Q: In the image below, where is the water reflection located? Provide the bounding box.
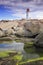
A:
[0,41,24,52]
[0,41,43,61]
[23,45,43,61]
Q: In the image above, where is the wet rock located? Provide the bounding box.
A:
[21,60,43,65]
[34,33,43,48]
[1,60,16,65]
[9,52,17,57]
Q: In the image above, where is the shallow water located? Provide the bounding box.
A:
[0,41,43,61]
[0,41,24,52]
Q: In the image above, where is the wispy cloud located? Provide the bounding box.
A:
[0,0,43,19]
[0,0,43,11]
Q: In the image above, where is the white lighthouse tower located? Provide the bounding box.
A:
[26,8,29,20]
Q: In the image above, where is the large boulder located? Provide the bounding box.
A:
[15,21,40,37]
[5,29,15,35]
[0,30,6,37]
[15,22,40,37]
[24,22,40,36]
[34,33,43,47]
[15,26,25,36]
[15,26,35,37]
[39,21,43,33]
[0,30,5,37]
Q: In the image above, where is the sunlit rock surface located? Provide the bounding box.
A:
[0,31,5,37]
[24,21,40,35]
[0,19,43,37]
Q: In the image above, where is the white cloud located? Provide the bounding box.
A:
[0,0,43,19]
[29,11,43,19]
[36,11,43,19]
[12,13,26,19]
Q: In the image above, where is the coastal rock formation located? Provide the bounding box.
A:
[5,29,15,35]
[15,26,25,36]
[0,19,43,38]
[24,22,40,36]
[0,28,15,37]
[0,31,4,37]
[34,33,43,47]
[39,21,43,32]
[15,21,40,37]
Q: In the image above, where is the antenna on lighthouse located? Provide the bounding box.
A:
[26,8,29,20]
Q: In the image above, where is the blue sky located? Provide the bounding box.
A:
[0,0,43,20]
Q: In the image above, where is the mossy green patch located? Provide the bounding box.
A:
[24,42,34,53]
[0,51,16,57]
[15,39,21,42]
[12,53,23,65]
[0,52,9,57]
[13,55,23,61]
[25,41,33,44]
[12,52,23,61]
[24,47,35,53]
[19,57,43,65]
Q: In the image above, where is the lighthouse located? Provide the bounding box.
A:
[26,8,29,20]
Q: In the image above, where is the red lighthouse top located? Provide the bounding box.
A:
[27,8,29,12]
